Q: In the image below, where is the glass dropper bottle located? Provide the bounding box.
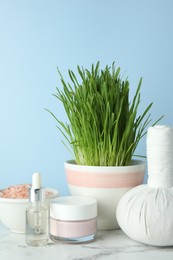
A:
[25,172,49,246]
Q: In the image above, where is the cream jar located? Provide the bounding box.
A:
[49,196,97,243]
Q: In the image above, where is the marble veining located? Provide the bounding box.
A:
[0,222,173,260]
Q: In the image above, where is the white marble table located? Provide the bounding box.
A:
[0,222,173,260]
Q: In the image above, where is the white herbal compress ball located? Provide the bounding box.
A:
[116,125,173,246]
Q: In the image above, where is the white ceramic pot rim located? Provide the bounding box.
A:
[65,159,145,174]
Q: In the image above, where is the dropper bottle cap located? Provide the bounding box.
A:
[29,172,45,203]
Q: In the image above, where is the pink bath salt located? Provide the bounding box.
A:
[0,184,54,199]
[0,184,31,199]
[45,190,54,197]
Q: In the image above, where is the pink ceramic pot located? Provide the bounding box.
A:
[65,160,145,230]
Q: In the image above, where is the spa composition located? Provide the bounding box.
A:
[48,62,163,230]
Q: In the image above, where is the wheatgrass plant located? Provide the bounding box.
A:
[48,62,162,166]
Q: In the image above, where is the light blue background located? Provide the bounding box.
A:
[0,0,172,195]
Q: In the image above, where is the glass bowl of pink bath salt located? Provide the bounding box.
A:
[0,184,59,233]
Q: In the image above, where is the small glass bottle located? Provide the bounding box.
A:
[25,172,49,246]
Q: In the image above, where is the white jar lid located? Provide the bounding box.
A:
[50,196,97,221]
